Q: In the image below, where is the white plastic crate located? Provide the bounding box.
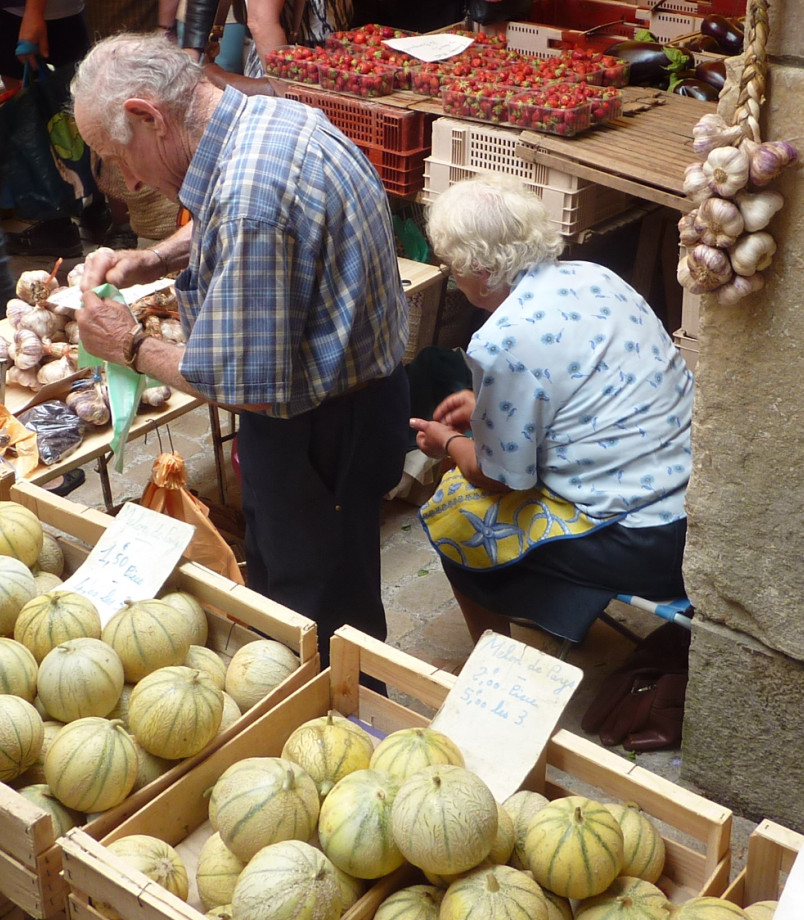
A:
[505,21,565,59]
[430,118,585,191]
[423,157,606,237]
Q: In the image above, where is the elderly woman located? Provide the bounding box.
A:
[410,173,694,646]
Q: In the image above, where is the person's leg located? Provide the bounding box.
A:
[452,587,512,643]
[238,367,410,667]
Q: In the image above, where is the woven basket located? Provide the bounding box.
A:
[97,158,180,242]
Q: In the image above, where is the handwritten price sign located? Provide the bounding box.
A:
[430,630,583,801]
[62,502,195,625]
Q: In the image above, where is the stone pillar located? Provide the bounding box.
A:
[681,0,804,830]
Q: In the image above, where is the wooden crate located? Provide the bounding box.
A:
[0,480,319,920]
[59,625,733,920]
[722,819,804,908]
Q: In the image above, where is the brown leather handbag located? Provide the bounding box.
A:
[580,621,691,752]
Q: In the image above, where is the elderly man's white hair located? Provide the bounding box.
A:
[426,172,565,292]
[71,32,206,145]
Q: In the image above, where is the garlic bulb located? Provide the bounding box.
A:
[13,329,45,370]
[6,366,42,390]
[140,385,171,408]
[735,189,784,231]
[0,337,8,361]
[683,162,712,203]
[678,211,702,248]
[729,231,777,276]
[681,245,733,293]
[744,139,798,187]
[692,113,745,157]
[64,321,81,345]
[66,381,110,426]
[716,271,765,306]
[703,146,750,198]
[19,304,60,341]
[66,263,85,287]
[159,319,186,345]
[16,270,58,305]
[5,298,34,330]
[36,355,76,386]
[692,197,744,248]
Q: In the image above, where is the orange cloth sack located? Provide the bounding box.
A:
[140,452,244,584]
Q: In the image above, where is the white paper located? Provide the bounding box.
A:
[61,502,195,625]
[429,630,583,802]
[48,278,173,313]
[775,845,804,919]
[383,34,475,63]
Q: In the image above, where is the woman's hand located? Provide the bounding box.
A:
[409,418,458,459]
[433,389,476,430]
[18,1,48,69]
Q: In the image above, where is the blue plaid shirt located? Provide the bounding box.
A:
[174,89,408,416]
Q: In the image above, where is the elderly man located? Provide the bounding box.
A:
[73,32,410,667]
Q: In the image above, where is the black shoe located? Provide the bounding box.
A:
[5,217,83,258]
[102,222,138,250]
[80,197,113,243]
[44,467,86,497]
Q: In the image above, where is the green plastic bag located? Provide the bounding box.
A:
[393,215,430,263]
[78,283,158,473]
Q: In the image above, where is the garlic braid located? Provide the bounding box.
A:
[732,0,770,143]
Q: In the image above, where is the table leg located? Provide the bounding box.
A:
[209,404,228,507]
[94,452,115,514]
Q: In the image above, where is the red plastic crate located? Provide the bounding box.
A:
[358,143,429,198]
[283,84,432,152]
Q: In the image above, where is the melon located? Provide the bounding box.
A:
[44,716,138,812]
[15,590,102,662]
[375,885,444,920]
[369,727,465,780]
[107,683,135,727]
[207,908,233,920]
[604,803,666,884]
[12,719,64,786]
[0,635,38,701]
[160,590,209,646]
[37,637,125,722]
[131,737,174,792]
[0,501,44,568]
[102,598,194,682]
[391,764,498,875]
[0,694,44,781]
[218,692,242,735]
[542,889,574,920]
[670,898,751,919]
[225,640,300,712]
[489,802,515,865]
[97,834,188,919]
[318,767,405,879]
[17,783,81,836]
[440,865,549,920]
[0,556,38,636]
[231,839,343,920]
[743,901,778,920]
[503,789,550,870]
[196,831,246,911]
[186,644,228,689]
[214,756,320,862]
[127,665,224,759]
[574,876,670,920]
[34,532,65,577]
[333,866,366,912]
[524,796,624,900]
[34,572,63,593]
[281,711,375,796]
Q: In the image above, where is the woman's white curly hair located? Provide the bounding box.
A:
[426,172,564,292]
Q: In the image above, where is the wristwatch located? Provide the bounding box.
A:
[124,324,148,368]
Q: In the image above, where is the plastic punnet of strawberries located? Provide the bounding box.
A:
[506,82,592,136]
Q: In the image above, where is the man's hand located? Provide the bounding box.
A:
[77,291,140,367]
[80,247,165,292]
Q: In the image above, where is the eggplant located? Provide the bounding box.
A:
[604,40,674,87]
[700,14,745,54]
[672,78,720,101]
[695,59,727,92]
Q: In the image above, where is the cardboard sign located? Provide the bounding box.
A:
[61,502,195,625]
[775,845,804,919]
[430,630,583,802]
[383,34,474,63]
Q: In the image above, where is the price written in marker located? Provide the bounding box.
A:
[430,630,583,802]
[61,502,195,625]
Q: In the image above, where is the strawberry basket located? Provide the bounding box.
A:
[506,82,593,136]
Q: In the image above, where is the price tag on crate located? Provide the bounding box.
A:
[61,502,195,624]
[429,630,582,801]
